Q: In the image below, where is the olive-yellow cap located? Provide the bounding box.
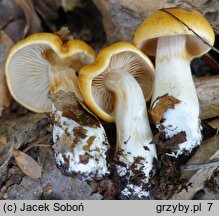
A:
[133,8,215,57]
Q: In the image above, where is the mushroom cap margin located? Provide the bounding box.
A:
[133,7,215,57]
[78,42,155,123]
[5,33,96,113]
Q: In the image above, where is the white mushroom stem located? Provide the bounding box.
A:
[152,35,202,156]
[105,70,157,198]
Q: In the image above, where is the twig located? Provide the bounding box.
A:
[160,8,219,54]
[35,144,51,147]
[180,159,219,171]
[23,133,52,153]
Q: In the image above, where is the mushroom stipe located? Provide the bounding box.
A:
[78,42,157,198]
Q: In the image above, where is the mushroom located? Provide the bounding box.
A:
[5,33,95,112]
[133,8,215,156]
[78,42,157,198]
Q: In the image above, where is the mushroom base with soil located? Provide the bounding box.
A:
[50,92,110,180]
[105,70,157,198]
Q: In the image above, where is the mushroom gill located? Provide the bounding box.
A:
[91,51,154,114]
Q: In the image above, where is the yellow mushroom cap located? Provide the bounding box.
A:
[78,42,154,123]
[133,8,215,57]
[5,33,95,113]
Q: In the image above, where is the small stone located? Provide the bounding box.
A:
[3,193,8,199]
[1,185,7,193]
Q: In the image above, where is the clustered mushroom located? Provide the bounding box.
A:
[4,32,110,180]
[134,8,215,157]
[5,33,95,112]
[78,42,157,197]
[4,7,215,198]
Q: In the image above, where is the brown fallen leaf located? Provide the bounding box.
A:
[181,135,219,180]
[208,118,219,130]
[149,94,181,124]
[15,0,42,35]
[4,19,26,43]
[12,148,41,179]
[150,153,186,200]
[0,0,22,30]
[0,136,7,153]
[156,131,187,154]
[34,0,61,32]
[49,91,100,128]
[93,0,176,43]
[0,31,13,116]
[203,54,219,73]
[170,135,219,200]
[0,113,47,176]
[2,0,42,42]
[0,136,7,143]
[195,75,219,120]
[61,0,82,12]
